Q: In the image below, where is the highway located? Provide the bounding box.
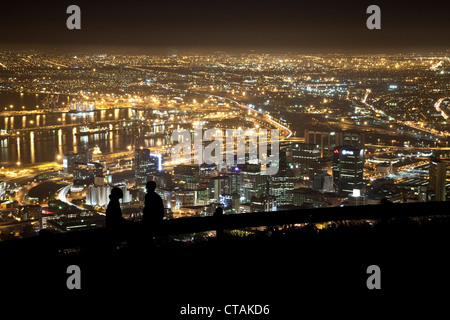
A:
[205,93,293,140]
[361,89,447,139]
[57,184,87,211]
[365,144,450,151]
[15,181,41,206]
[15,176,69,206]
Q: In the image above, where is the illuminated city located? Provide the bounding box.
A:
[1,50,450,240]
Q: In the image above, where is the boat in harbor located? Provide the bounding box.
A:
[68,100,95,113]
[75,126,108,136]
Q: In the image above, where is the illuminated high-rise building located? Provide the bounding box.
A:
[237,164,268,203]
[428,157,450,201]
[134,148,163,186]
[332,146,365,195]
[211,175,231,202]
[73,162,104,187]
[63,150,92,173]
[287,143,321,179]
[313,173,334,193]
[269,149,296,206]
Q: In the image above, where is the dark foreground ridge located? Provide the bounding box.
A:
[2,202,450,316]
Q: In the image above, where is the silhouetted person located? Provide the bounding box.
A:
[214,206,224,240]
[142,181,164,228]
[106,187,125,229]
[139,181,164,248]
[106,187,131,248]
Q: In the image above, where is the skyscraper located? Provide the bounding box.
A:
[73,162,104,187]
[287,143,321,179]
[63,150,93,173]
[332,146,365,195]
[134,148,162,186]
[237,164,268,203]
[211,175,231,202]
[313,173,334,193]
[428,158,449,201]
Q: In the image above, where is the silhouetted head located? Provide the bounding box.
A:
[109,187,123,200]
[146,181,157,192]
[214,207,223,216]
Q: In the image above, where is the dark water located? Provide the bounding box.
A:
[0,92,74,111]
[0,92,169,167]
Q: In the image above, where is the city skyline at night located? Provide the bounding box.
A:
[1,49,450,236]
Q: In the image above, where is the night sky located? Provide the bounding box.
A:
[0,0,449,52]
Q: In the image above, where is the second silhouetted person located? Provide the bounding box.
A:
[142,181,164,228]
